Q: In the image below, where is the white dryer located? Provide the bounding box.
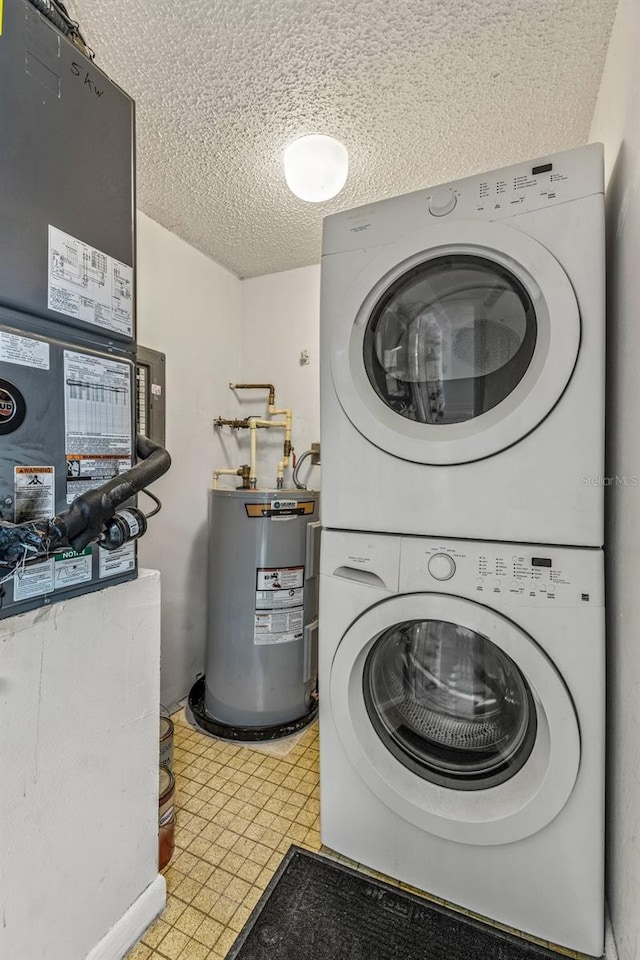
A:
[319,529,605,955]
[320,143,605,546]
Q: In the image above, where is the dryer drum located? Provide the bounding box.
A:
[453,319,522,374]
[363,254,537,426]
[363,619,537,790]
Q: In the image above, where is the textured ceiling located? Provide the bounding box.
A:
[67,0,617,279]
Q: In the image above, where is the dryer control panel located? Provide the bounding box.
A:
[399,536,604,608]
[323,142,604,255]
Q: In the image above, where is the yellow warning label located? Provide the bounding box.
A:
[15,465,54,474]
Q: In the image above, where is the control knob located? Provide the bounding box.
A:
[428,187,457,217]
[428,553,456,581]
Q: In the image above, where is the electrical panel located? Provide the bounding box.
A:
[136,345,166,447]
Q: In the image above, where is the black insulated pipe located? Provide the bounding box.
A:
[55,435,171,552]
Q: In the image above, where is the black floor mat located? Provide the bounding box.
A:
[227,846,572,960]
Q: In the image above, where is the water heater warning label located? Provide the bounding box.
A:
[254,566,304,644]
[48,226,133,337]
[256,588,303,610]
[254,609,304,645]
[256,567,304,591]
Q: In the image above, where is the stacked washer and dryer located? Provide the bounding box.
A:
[318,144,606,956]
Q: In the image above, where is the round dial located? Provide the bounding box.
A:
[427,553,456,581]
[428,187,457,217]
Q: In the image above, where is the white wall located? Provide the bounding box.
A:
[136,213,241,707]
[589,4,640,959]
[239,265,321,490]
[0,572,164,960]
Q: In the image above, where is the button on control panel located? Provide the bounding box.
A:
[427,553,456,581]
[475,552,572,599]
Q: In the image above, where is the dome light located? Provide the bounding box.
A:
[283,135,349,203]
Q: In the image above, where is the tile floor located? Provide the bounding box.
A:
[127,711,322,960]
[127,709,584,960]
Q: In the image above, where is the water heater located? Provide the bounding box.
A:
[189,489,320,738]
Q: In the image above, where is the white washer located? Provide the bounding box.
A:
[320,143,605,546]
[319,528,605,955]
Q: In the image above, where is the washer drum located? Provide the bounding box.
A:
[205,488,320,727]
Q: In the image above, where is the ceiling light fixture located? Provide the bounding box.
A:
[283,134,349,203]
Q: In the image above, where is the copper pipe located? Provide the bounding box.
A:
[213,417,270,429]
[229,382,276,406]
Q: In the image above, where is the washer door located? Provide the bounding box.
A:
[330,593,580,845]
[330,221,580,464]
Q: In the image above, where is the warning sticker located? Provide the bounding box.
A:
[13,559,54,601]
[48,226,133,337]
[256,588,303,610]
[54,547,92,590]
[66,455,131,505]
[256,587,304,610]
[0,331,50,370]
[256,567,304,591]
[14,466,55,523]
[99,542,135,579]
[64,350,132,503]
[254,608,304,646]
[254,566,304,644]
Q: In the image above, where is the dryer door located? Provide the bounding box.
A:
[330,221,580,464]
[330,593,580,845]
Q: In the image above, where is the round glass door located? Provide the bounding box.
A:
[363,618,537,790]
[363,255,537,426]
[330,592,581,844]
[330,220,581,464]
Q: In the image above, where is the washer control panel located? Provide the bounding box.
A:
[400,536,604,608]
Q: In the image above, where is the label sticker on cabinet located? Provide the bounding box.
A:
[48,226,133,337]
[64,350,132,503]
[0,331,50,370]
[13,559,54,601]
[99,542,135,579]
[65,455,131,505]
[54,547,92,589]
[14,466,55,523]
